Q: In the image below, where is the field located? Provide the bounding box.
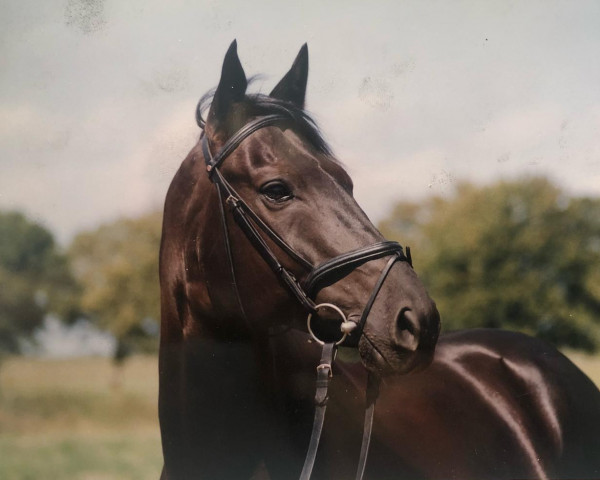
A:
[0,356,162,480]
[1,352,599,479]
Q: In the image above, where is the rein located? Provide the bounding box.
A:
[201,113,411,479]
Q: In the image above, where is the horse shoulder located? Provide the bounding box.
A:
[366,329,600,479]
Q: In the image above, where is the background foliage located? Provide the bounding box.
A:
[68,211,162,356]
[2,178,599,356]
[380,177,600,351]
[0,212,79,354]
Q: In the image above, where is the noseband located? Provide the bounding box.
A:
[201,113,411,479]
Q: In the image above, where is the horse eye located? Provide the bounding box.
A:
[260,181,294,203]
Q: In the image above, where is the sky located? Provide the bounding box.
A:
[2,0,600,246]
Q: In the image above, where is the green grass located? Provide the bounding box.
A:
[0,351,598,479]
[0,433,162,480]
[0,355,162,480]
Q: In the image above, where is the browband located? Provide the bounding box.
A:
[203,114,289,174]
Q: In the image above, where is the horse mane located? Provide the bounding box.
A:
[195,86,332,157]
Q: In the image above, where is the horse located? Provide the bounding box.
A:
[159,41,600,479]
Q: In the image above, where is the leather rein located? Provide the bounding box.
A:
[200,113,411,480]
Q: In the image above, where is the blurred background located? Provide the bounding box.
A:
[1,0,600,478]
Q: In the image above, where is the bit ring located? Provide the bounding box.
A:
[307,303,353,346]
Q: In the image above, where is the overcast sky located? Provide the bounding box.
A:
[2,0,599,245]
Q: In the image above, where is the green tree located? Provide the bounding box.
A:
[0,211,79,354]
[68,212,162,357]
[380,178,600,351]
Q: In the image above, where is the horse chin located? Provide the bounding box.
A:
[358,336,435,377]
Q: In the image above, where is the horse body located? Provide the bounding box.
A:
[159,42,600,479]
[362,329,600,479]
[260,328,600,480]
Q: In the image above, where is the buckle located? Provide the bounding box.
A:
[226,195,239,208]
[316,363,333,378]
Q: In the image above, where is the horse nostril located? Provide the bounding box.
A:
[394,308,420,352]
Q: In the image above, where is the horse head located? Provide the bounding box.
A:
[161,41,440,376]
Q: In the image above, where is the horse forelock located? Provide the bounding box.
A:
[196,85,333,159]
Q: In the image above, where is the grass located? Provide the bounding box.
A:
[0,351,599,479]
[0,434,162,480]
[0,355,162,480]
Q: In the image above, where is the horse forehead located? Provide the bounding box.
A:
[242,126,315,163]
[243,127,353,187]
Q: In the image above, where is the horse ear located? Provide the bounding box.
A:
[209,40,248,124]
[270,44,308,108]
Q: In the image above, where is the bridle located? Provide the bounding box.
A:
[201,113,412,480]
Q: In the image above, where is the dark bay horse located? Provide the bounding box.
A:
[159,42,600,479]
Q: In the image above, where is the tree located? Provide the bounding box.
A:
[68,212,162,357]
[379,178,600,351]
[0,211,79,354]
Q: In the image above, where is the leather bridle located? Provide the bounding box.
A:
[201,113,411,480]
